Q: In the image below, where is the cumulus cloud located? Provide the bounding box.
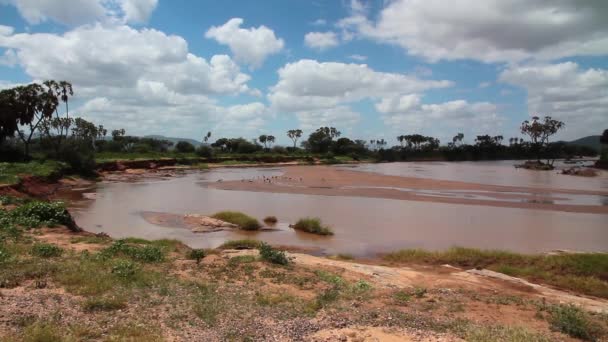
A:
[205,18,284,69]
[339,0,608,63]
[378,95,505,141]
[295,106,361,130]
[0,24,267,138]
[269,59,452,112]
[0,25,15,36]
[3,0,158,25]
[500,62,608,140]
[304,31,339,50]
[348,54,367,61]
[268,59,452,130]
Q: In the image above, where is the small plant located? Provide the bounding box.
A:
[212,211,261,231]
[548,304,604,341]
[413,286,427,298]
[0,245,10,263]
[111,259,138,279]
[263,216,278,225]
[83,295,127,312]
[292,217,334,235]
[31,243,63,258]
[218,239,261,250]
[101,240,165,263]
[188,249,206,264]
[393,290,411,304]
[258,242,289,265]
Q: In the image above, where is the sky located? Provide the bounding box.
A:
[0,0,607,145]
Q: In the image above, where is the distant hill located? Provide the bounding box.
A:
[566,135,601,151]
[144,135,201,147]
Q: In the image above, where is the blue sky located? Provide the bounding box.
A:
[1,0,607,145]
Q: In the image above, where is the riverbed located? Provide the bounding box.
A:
[64,161,608,256]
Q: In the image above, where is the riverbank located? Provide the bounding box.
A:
[1,216,607,341]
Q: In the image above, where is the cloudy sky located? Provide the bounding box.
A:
[1,0,607,144]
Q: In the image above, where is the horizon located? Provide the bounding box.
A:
[1,0,607,145]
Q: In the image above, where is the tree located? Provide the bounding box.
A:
[287,129,303,148]
[306,127,341,153]
[520,116,565,162]
[112,129,126,140]
[600,129,608,145]
[452,133,464,146]
[203,131,212,144]
[0,82,66,156]
[258,134,268,148]
[267,135,275,148]
[175,141,195,153]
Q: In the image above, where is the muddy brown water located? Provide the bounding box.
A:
[63,162,608,257]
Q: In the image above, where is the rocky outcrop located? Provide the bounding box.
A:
[184,214,238,232]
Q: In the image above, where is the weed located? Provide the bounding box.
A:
[548,304,604,341]
[218,239,261,250]
[258,243,289,265]
[31,243,63,258]
[188,249,206,264]
[292,217,334,235]
[212,211,261,230]
[393,290,411,304]
[83,295,127,312]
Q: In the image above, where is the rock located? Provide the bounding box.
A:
[184,214,238,233]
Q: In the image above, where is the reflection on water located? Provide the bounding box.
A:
[342,160,608,191]
[65,163,608,257]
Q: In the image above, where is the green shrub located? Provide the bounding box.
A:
[188,249,206,264]
[218,239,261,250]
[195,145,214,158]
[548,304,604,341]
[22,321,63,342]
[9,201,73,229]
[111,259,138,279]
[101,240,165,263]
[211,211,261,230]
[175,141,196,153]
[31,243,63,258]
[0,245,10,263]
[258,242,289,265]
[292,217,334,235]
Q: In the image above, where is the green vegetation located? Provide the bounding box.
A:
[258,242,289,265]
[82,295,127,312]
[187,249,206,264]
[546,304,605,341]
[218,239,261,250]
[211,211,261,230]
[0,160,65,185]
[292,217,334,235]
[263,215,278,224]
[30,243,63,258]
[101,239,165,263]
[383,247,608,298]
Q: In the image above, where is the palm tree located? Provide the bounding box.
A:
[287,129,303,148]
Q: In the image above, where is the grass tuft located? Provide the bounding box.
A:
[31,243,63,258]
[211,211,261,231]
[292,217,334,236]
[548,304,605,341]
[258,242,289,265]
[263,216,278,225]
[218,239,261,250]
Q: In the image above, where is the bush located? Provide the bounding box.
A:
[31,243,63,258]
[258,242,289,265]
[101,240,165,263]
[195,145,214,158]
[175,141,195,153]
[218,239,261,250]
[188,249,206,264]
[211,211,261,230]
[111,259,138,278]
[10,201,72,227]
[263,216,278,225]
[549,304,604,341]
[49,142,96,175]
[292,217,334,235]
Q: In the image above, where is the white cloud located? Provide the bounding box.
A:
[0,25,15,36]
[3,0,158,25]
[269,59,452,112]
[478,82,491,88]
[119,0,158,24]
[339,0,608,63]
[304,31,339,50]
[295,106,361,130]
[348,54,367,61]
[378,96,505,142]
[0,24,266,139]
[311,19,326,26]
[0,49,17,66]
[205,18,284,69]
[500,62,608,140]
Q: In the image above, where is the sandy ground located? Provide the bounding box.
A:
[208,165,608,214]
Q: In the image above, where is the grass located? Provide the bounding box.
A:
[258,242,289,265]
[211,211,261,230]
[0,160,65,185]
[291,217,334,235]
[547,304,605,341]
[383,247,608,298]
[100,239,167,262]
[83,295,127,312]
[31,243,63,258]
[218,239,261,250]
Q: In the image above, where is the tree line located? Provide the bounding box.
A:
[0,80,601,172]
